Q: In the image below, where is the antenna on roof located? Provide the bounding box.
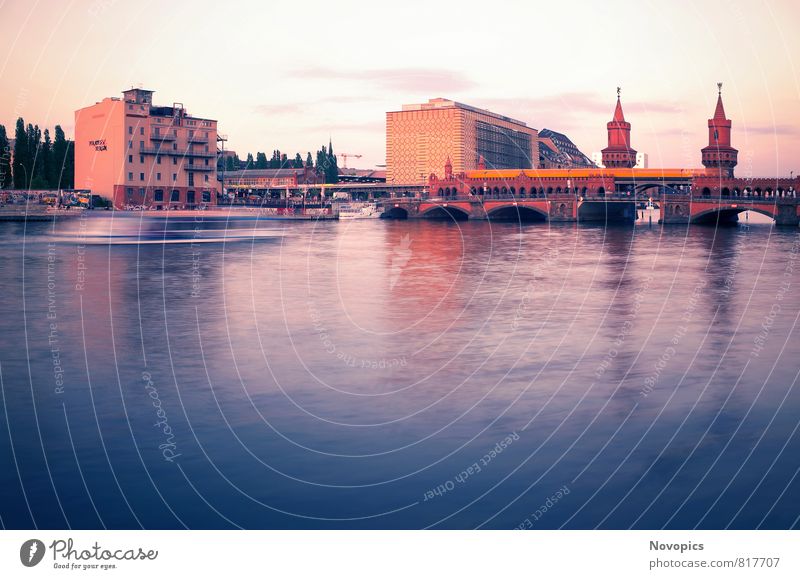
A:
[717,82,722,95]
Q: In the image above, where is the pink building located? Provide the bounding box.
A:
[74,88,218,209]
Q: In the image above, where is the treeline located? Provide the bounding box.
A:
[0,118,74,190]
[221,140,339,183]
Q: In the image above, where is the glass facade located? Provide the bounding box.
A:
[475,121,533,169]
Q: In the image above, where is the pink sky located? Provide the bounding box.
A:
[1,0,798,175]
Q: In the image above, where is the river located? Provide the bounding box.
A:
[0,212,798,529]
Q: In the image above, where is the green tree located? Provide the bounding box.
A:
[12,118,28,189]
[245,152,254,167]
[64,138,74,189]
[40,128,52,188]
[293,153,303,168]
[255,151,268,169]
[52,125,70,189]
[326,138,339,184]
[305,152,313,168]
[0,124,11,189]
[269,150,281,168]
[225,155,235,171]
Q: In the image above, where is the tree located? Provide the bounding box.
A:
[52,125,70,189]
[12,118,28,189]
[0,124,11,189]
[245,152,254,168]
[255,152,268,169]
[269,149,281,168]
[305,152,313,168]
[315,140,339,184]
[40,129,52,188]
[64,138,74,189]
[293,153,303,168]
[225,155,235,172]
[326,138,339,184]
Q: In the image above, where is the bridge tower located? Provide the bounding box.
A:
[601,87,637,169]
[701,83,738,177]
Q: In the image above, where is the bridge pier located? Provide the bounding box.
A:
[775,203,800,226]
[659,197,691,224]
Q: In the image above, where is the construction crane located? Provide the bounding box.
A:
[339,153,362,169]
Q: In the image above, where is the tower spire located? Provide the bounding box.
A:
[601,87,636,169]
[702,82,737,177]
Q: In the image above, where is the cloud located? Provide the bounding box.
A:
[253,103,303,115]
[287,66,477,93]
[475,93,684,122]
[741,124,799,136]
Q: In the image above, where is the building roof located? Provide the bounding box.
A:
[613,96,626,122]
[391,98,532,129]
[713,93,727,121]
[538,129,596,168]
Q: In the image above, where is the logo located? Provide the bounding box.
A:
[20,539,46,567]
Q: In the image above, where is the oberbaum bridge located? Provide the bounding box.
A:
[382,85,799,225]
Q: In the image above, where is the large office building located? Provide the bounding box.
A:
[75,88,218,209]
[386,98,538,184]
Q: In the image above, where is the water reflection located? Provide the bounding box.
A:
[0,216,798,529]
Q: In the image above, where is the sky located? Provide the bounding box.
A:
[1,0,798,175]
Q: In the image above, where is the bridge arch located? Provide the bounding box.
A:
[382,206,409,219]
[420,205,470,221]
[486,204,548,222]
[633,183,681,196]
[691,205,776,225]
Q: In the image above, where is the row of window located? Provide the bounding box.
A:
[127,154,211,166]
[125,188,212,203]
[127,140,211,153]
[127,172,210,183]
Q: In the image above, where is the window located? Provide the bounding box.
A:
[139,188,144,196]
[128,172,133,180]
[128,155,133,163]
[127,187,134,196]
[202,191,211,203]
[156,173,161,181]
[140,141,144,149]
[170,190,180,202]
[204,159,209,166]
[157,156,161,164]
[173,157,177,165]
[187,191,195,204]
[154,189,164,202]
[172,143,177,150]
[204,175,209,182]
[140,173,145,181]
[129,141,133,149]
[172,173,177,181]
[128,126,133,135]
[140,155,144,163]
[140,127,144,135]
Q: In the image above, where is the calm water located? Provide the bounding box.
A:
[0,213,798,529]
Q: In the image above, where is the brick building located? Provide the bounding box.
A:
[74,88,218,209]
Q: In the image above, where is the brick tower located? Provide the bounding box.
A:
[601,87,637,169]
[701,83,738,177]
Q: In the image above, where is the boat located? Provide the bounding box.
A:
[337,202,381,219]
